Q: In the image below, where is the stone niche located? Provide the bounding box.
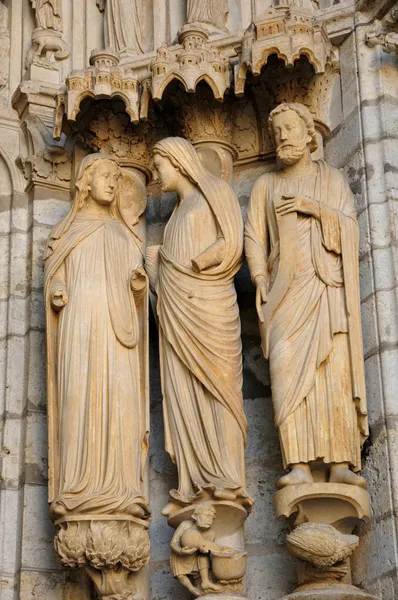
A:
[7,2,392,600]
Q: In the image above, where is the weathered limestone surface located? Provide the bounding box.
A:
[0,1,397,600]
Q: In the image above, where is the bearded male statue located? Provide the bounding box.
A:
[245,103,369,490]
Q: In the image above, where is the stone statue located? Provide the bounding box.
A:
[44,153,150,521]
[147,137,252,514]
[170,504,231,597]
[31,0,62,31]
[27,0,69,68]
[187,0,229,30]
[96,0,144,54]
[245,102,369,490]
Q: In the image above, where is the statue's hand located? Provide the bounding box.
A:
[131,267,147,297]
[199,545,210,554]
[275,195,320,219]
[255,275,268,323]
[181,547,197,556]
[51,286,68,310]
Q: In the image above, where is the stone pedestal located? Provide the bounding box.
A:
[275,484,376,600]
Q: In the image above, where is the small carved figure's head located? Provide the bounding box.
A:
[192,504,216,531]
[75,154,121,213]
[268,102,318,166]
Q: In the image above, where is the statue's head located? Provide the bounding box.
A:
[153,152,182,193]
[153,138,199,194]
[191,504,216,530]
[75,153,121,213]
[268,103,318,166]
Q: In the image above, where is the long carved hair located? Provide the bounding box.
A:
[44,153,121,261]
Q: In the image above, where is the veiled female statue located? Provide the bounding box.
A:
[187,0,228,30]
[44,153,150,520]
[147,137,252,514]
[96,0,144,54]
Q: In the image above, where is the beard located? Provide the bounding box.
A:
[276,141,307,165]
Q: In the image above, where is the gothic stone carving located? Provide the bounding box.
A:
[96,0,145,55]
[54,49,139,140]
[149,23,231,107]
[187,0,229,32]
[366,3,398,55]
[27,0,69,70]
[18,147,71,189]
[147,137,252,597]
[44,154,150,599]
[77,101,153,178]
[170,504,246,598]
[245,103,372,597]
[236,4,337,97]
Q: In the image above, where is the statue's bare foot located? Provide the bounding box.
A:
[277,465,313,489]
[329,466,367,489]
[190,587,202,598]
[202,581,221,593]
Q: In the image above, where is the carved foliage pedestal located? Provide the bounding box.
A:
[54,518,150,600]
[275,484,377,600]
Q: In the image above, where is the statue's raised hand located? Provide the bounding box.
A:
[275,194,320,219]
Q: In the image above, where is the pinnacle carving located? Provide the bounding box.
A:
[236,4,337,96]
[148,23,231,110]
[53,48,139,140]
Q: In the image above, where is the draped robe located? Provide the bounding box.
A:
[157,188,247,503]
[245,160,368,470]
[44,212,149,516]
[97,0,144,54]
[187,0,228,30]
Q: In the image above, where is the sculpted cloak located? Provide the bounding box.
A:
[33,0,62,31]
[44,154,149,517]
[245,160,368,470]
[187,0,228,30]
[97,0,144,54]
[153,138,249,505]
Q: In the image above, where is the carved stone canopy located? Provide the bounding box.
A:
[54,48,140,140]
[236,4,338,96]
[149,22,231,108]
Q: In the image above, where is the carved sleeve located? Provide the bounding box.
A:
[245,176,269,284]
[319,174,358,256]
[49,262,66,296]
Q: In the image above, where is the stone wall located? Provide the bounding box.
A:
[0,1,397,600]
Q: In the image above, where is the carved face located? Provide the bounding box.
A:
[153,154,181,193]
[89,160,120,205]
[272,110,311,166]
[195,508,215,530]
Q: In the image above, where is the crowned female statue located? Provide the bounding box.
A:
[147,137,252,514]
[44,153,150,520]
